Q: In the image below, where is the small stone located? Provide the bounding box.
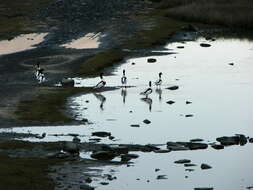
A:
[80,184,94,190]
[100,182,109,185]
[190,138,203,142]
[211,144,224,150]
[155,168,160,172]
[92,131,111,137]
[85,177,92,183]
[131,124,140,127]
[156,175,167,180]
[147,58,157,63]
[132,62,135,65]
[136,178,140,180]
[185,114,194,117]
[186,101,192,104]
[184,163,197,167]
[228,63,234,66]
[166,85,179,90]
[174,159,191,164]
[200,43,211,47]
[249,138,253,143]
[177,46,184,49]
[85,100,89,103]
[143,119,151,124]
[166,100,175,105]
[201,163,212,170]
[109,136,115,140]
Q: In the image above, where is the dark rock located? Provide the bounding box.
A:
[156,175,167,180]
[190,138,203,142]
[63,142,79,154]
[177,46,184,49]
[100,182,109,185]
[132,62,136,65]
[144,144,160,152]
[200,43,211,47]
[121,154,139,162]
[249,138,253,143]
[167,142,190,151]
[109,136,115,140]
[185,114,194,117]
[130,124,140,127]
[166,85,179,90]
[166,100,175,105]
[154,149,171,153]
[91,151,117,161]
[186,101,192,104]
[92,131,111,137]
[211,144,224,150]
[229,62,234,66]
[85,177,92,184]
[147,58,157,63]
[174,159,191,164]
[184,163,197,167]
[143,119,151,124]
[201,163,212,170]
[80,184,94,190]
[155,168,160,172]
[194,188,213,190]
[61,78,74,87]
[185,169,194,172]
[246,186,253,189]
[216,135,247,146]
[177,142,208,150]
[73,136,81,143]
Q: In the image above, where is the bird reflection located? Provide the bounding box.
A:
[155,88,162,101]
[121,88,127,104]
[141,97,153,112]
[93,93,106,110]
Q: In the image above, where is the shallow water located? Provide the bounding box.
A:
[62,32,103,49]
[0,33,48,55]
[2,37,253,189]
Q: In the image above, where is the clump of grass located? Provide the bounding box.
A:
[165,0,253,29]
[15,87,87,124]
[79,49,128,76]
[0,153,60,190]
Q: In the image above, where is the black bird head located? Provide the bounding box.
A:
[159,72,162,77]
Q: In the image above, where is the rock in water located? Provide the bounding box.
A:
[201,163,212,170]
[200,43,211,47]
[92,131,111,137]
[147,58,157,63]
[174,159,191,164]
[80,184,95,190]
[211,144,224,150]
[156,175,167,180]
[63,142,79,154]
[91,151,117,161]
[166,85,179,90]
[143,119,151,124]
[166,100,175,105]
[61,78,74,87]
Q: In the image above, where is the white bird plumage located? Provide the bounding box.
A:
[121,69,127,87]
[155,72,162,87]
[94,73,106,89]
[140,81,152,98]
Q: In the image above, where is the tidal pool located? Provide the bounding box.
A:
[0,33,48,55]
[2,37,253,190]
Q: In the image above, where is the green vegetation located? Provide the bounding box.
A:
[163,0,253,30]
[0,153,59,190]
[0,0,53,39]
[79,49,128,76]
[15,87,88,124]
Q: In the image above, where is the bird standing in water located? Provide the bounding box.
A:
[94,73,106,89]
[121,69,127,88]
[155,72,162,87]
[140,81,152,98]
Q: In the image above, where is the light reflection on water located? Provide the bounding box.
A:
[1,38,253,190]
[0,33,48,55]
